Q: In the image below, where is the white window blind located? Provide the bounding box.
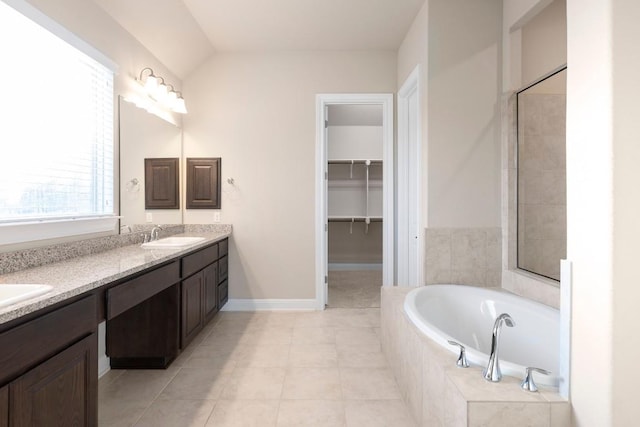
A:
[0,1,115,230]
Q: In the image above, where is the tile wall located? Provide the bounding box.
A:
[424,227,502,287]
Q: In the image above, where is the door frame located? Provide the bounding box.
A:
[315,93,394,309]
[397,66,423,286]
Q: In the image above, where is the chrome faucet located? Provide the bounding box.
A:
[150,225,163,241]
[483,313,515,382]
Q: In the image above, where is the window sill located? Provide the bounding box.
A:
[0,216,120,246]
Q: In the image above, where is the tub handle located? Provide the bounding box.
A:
[447,340,470,368]
[521,367,551,392]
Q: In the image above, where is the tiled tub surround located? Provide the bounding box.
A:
[381,287,570,427]
[0,225,232,324]
[425,227,501,287]
[502,93,561,308]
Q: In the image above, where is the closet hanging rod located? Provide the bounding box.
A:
[327,216,383,223]
[327,159,383,165]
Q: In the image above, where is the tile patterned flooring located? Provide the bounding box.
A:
[98,308,416,426]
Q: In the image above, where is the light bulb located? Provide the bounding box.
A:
[144,75,158,94]
[173,97,188,114]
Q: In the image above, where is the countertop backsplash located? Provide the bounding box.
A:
[0,224,232,275]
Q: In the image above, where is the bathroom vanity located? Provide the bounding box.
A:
[0,231,230,426]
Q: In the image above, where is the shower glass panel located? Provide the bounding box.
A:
[517,68,567,281]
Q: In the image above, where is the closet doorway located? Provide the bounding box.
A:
[315,94,394,309]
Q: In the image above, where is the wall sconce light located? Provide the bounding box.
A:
[137,67,187,114]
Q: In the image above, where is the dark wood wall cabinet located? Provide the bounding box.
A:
[0,295,98,426]
[106,238,229,368]
[186,158,221,209]
[145,158,180,209]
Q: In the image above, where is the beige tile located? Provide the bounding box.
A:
[340,368,401,400]
[289,344,338,367]
[345,400,416,427]
[451,229,487,270]
[550,402,571,426]
[235,344,291,368]
[443,376,467,427]
[326,308,378,327]
[98,398,150,427]
[293,312,335,328]
[335,327,380,347]
[282,367,342,399]
[221,367,286,400]
[445,366,546,403]
[337,344,387,368]
[135,399,216,427]
[277,400,346,427]
[292,327,336,345]
[158,368,231,400]
[467,402,550,427]
[206,400,279,427]
[182,355,238,372]
[99,367,179,402]
[425,228,452,272]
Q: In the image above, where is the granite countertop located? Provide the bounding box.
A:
[0,231,231,325]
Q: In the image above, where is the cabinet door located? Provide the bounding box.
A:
[0,385,7,427]
[10,334,97,427]
[181,272,204,348]
[203,262,218,322]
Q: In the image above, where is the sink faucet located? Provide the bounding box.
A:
[483,313,515,382]
[150,225,163,241]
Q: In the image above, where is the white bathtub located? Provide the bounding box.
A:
[404,285,559,387]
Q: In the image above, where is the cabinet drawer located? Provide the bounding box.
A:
[218,279,228,308]
[107,261,179,319]
[182,244,218,278]
[219,239,228,257]
[0,295,96,385]
[218,255,228,282]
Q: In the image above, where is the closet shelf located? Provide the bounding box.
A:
[328,159,383,165]
[328,216,383,222]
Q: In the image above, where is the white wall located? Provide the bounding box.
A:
[398,0,502,228]
[567,1,640,425]
[183,51,396,300]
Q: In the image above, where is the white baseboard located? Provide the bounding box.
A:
[221,298,321,311]
[98,354,110,378]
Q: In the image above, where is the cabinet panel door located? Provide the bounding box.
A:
[10,334,97,427]
[0,385,7,427]
[203,262,218,322]
[181,273,204,348]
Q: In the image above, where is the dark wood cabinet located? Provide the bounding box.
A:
[0,296,97,427]
[145,158,180,209]
[0,385,7,427]
[203,263,218,322]
[10,334,97,427]
[181,272,205,348]
[186,158,221,209]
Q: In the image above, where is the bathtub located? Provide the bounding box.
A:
[404,285,559,387]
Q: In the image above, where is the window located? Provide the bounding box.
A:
[0,0,116,245]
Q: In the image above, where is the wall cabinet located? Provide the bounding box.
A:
[0,295,98,426]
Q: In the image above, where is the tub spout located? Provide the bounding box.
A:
[483,313,515,382]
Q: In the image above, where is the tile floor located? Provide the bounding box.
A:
[98,308,416,427]
[327,270,382,308]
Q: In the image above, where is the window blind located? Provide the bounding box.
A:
[0,0,114,223]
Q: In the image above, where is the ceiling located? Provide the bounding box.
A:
[92,0,425,79]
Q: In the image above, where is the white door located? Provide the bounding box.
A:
[397,67,422,286]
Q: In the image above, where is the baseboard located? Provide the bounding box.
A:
[329,263,383,271]
[98,354,110,378]
[221,298,321,311]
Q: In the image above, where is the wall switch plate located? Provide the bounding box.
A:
[213,211,221,223]
[146,213,153,223]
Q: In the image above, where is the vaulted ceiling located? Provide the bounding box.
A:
[92,0,425,79]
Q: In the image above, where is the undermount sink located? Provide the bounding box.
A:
[141,236,206,249]
[0,284,53,308]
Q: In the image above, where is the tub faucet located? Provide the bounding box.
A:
[483,313,515,382]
